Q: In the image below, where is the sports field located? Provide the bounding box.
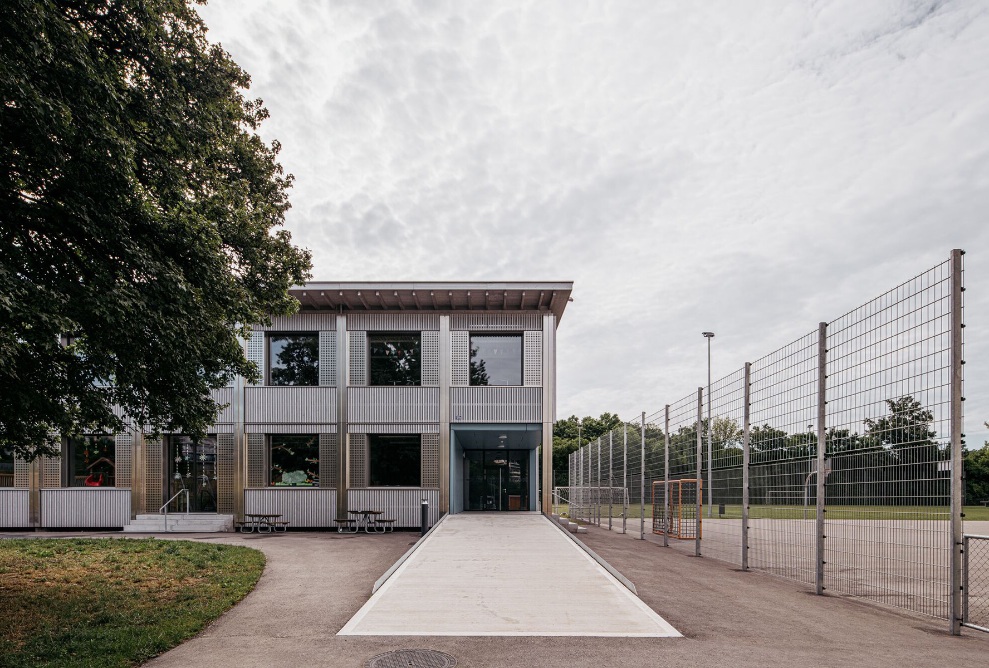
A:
[557,503,989,522]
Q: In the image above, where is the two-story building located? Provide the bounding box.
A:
[0,281,572,530]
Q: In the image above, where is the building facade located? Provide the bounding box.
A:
[0,282,572,530]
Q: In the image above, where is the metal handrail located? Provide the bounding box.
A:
[160,489,189,532]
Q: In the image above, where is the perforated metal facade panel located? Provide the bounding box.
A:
[349,331,367,386]
[251,313,338,331]
[245,332,266,386]
[450,387,543,422]
[421,330,439,386]
[244,488,337,527]
[349,423,439,434]
[245,387,337,424]
[451,331,469,386]
[245,423,337,434]
[216,433,234,513]
[347,313,440,331]
[450,314,543,331]
[41,454,61,488]
[347,387,439,423]
[319,331,336,386]
[523,330,543,386]
[115,432,133,488]
[13,459,29,488]
[210,388,237,424]
[347,489,440,528]
[349,434,368,488]
[421,433,439,488]
[247,433,266,488]
[319,433,337,488]
[145,436,163,512]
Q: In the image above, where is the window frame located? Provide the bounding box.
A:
[367,433,422,488]
[468,332,524,387]
[367,331,423,387]
[63,434,117,488]
[268,434,320,487]
[266,331,320,387]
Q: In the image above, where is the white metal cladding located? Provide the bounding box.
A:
[450,387,543,422]
[41,454,60,488]
[319,434,337,488]
[421,434,439,488]
[244,387,337,423]
[523,330,543,386]
[247,433,266,488]
[451,331,469,386]
[145,436,163,512]
[348,489,440,528]
[421,330,440,386]
[245,332,266,386]
[0,490,30,526]
[349,434,368,488]
[210,388,236,423]
[13,459,29,488]
[115,432,133,489]
[40,489,131,528]
[347,387,440,423]
[450,314,543,331]
[251,312,338,331]
[347,313,440,331]
[349,423,439,434]
[319,331,336,386]
[216,433,234,513]
[246,423,337,434]
[349,330,368,386]
[244,488,337,528]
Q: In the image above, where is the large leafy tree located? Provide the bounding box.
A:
[0,0,312,459]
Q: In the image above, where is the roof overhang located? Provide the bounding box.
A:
[290,281,574,322]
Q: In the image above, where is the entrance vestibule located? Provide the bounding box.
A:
[465,449,529,511]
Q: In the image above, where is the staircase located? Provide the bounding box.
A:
[123,513,235,533]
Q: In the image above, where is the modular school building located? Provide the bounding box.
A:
[0,282,572,531]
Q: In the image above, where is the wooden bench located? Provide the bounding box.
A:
[334,518,358,533]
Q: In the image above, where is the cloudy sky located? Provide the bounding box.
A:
[196,0,989,443]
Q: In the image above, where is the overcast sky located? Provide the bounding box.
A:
[197,0,989,444]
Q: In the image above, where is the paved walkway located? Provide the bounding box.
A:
[339,513,679,637]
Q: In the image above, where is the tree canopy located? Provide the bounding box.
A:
[0,0,312,459]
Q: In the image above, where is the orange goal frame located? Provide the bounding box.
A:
[651,479,703,540]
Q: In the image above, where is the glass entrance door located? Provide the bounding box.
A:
[465,449,529,511]
[167,435,217,512]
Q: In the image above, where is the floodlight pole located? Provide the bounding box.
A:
[703,332,714,518]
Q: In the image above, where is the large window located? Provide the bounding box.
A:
[470,334,523,386]
[368,434,421,487]
[66,435,116,487]
[368,333,421,386]
[0,445,14,487]
[270,435,319,486]
[269,333,319,386]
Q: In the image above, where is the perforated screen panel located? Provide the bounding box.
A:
[14,459,29,488]
[450,314,543,330]
[349,434,368,488]
[41,453,61,488]
[247,433,266,488]
[319,331,336,386]
[421,433,439,488]
[421,330,440,386]
[349,331,368,386]
[145,436,163,512]
[523,330,543,386]
[451,331,469,386]
[319,434,337,488]
[115,433,133,488]
[216,433,234,513]
[246,333,265,386]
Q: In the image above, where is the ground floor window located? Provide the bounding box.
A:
[66,435,116,487]
[168,435,217,512]
[368,434,421,487]
[0,445,14,487]
[270,435,318,486]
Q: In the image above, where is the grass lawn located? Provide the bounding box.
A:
[554,503,989,522]
[0,538,264,668]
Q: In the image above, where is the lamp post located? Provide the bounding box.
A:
[702,332,715,518]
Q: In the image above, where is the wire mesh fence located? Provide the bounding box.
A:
[564,250,967,633]
[963,535,989,632]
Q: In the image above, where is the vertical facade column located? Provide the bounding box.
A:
[949,248,965,635]
[695,387,703,557]
[741,363,751,570]
[233,370,245,521]
[815,323,828,596]
[131,431,146,516]
[439,315,451,514]
[28,457,41,527]
[541,313,556,516]
[336,314,349,520]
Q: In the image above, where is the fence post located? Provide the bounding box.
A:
[664,404,670,548]
[622,423,628,534]
[596,437,602,526]
[640,411,646,540]
[608,431,613,532]
[741,364,751,569]
[950,248,964,635]
[816,322,828,596]
[696,387,703,557]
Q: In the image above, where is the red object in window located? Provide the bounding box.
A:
[84,473,103,487]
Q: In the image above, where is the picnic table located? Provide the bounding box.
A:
[239,513,288,534]
[349,509,384,533]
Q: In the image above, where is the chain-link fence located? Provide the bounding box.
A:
[565,250,968,633]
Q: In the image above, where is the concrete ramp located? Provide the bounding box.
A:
[339,513,680,637]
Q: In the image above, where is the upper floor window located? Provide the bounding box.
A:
[269,333,318,386]
[66,435,116,487]
[368,333,421,386]
[470,334,522,386]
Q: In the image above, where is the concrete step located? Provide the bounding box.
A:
[123,514,235,533]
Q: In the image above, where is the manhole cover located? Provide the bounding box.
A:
[365,649,457,668]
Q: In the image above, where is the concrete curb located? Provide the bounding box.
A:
[371,514,449,594]
[544,514,638,595]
